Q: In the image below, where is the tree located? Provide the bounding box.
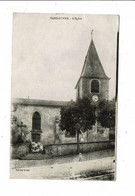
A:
[59,98,96,153]
[98,99,115,140]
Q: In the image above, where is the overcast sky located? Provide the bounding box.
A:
[12,13,119,101]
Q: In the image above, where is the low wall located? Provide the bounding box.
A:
[44,141,115,156]
[11,141,115,159]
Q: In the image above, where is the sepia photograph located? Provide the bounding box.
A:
[10,13,119,180]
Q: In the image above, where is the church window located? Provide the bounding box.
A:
[91,79,99,93]
[32,112,41,130]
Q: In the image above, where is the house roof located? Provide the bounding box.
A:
[12,98,70,107]
[75,39,110,88]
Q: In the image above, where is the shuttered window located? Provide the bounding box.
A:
[91,80,99,93]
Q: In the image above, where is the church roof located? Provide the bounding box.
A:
[12,98,70,107]
[75,38,109,88]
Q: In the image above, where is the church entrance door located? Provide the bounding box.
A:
[31,133,41,143]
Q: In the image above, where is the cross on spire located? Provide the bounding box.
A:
[91,29,94,40]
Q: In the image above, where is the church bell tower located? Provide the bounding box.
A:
[75,32,110,103]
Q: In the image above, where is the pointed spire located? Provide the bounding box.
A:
[81,38,109,79]
[75,35,109,89]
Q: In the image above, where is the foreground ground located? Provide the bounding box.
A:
[11,149,114,169]
[10,149,115,180]
[10,157,115,180]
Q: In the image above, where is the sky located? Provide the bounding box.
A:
[12,13,119,101]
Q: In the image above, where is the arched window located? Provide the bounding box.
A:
[91,80,99,93]
[32,112,41,130]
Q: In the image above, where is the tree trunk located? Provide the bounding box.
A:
[21,128,22,139]
[87,130,88,142]
[77,130,80,153]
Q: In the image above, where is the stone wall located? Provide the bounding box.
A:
[100,79,109,100]
[45,141,115,156]
[80,78,109,101]
[12,104,61,144]
[76,79,83,100]
[56,126,109,144]
[12,103,109,145]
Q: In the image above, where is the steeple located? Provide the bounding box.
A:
[75,33,110,101]
[76,36,109,89]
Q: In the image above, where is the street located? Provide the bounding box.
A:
[10,156,115,180]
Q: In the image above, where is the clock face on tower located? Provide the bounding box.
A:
[92,95,99,102]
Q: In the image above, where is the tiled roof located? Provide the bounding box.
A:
[12,98,70,107]
[75,39,109,88]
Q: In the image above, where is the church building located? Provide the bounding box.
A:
[11,36,110,146]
